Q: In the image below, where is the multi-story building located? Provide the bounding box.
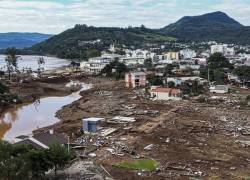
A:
[81,54,122,75]
[163,52,180,60]
[125,72,147,88]
[180,49,197,59]
[211,44,235,56]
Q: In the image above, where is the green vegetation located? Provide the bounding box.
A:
[208,53,233,70]
[180,80,204,96]
[164,64,174,77]
[160,11,250,44]
[0,83,9,94]
[233,66,250,85]
[168,81,175,88]
[148,75,163,86]
[0,140,72,179]
[116,158,158,171]
[144,58,154,70]
[200,53,233,83]
[26,24,175,59]
[101,59,128,80]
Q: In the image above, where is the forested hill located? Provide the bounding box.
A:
[160,11,250,44]
[27,25,175,59]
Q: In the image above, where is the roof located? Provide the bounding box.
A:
[33,133,68,147]
[14,139,44,149]
[130,72,146,76]
[151,87,181,95]
[210,85,228,91]
[14,132,68,149]
[82,117,104,122]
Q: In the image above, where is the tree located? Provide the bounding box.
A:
[233,66,250,86]
[164,64,174,76]
[180,80,203,96]
[27,149,52,178]
[37,57,45,78]
[0,83,9,94]
[208,53,233,70]
[116,62,128,79]
[101,59,128,79]
[148,75,163,86]
[0,141,30,179]
[144,58,153,70]
[5,47,19,80]
[168,81,175,88]
[0,70,4,79]
[47,142,71,176]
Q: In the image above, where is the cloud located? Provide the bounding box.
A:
[0,0,249,34]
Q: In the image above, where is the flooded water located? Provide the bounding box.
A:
[0,55,70,71]
[0,83,92,142]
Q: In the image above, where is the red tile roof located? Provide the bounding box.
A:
[151,88,181,95]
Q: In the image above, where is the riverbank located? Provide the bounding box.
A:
[33,76,250,179]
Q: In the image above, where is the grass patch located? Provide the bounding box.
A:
[116,158,158,171]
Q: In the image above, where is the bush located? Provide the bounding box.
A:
[0,83,9,94]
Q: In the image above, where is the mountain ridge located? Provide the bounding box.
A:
[160,11,250,43]
[0,32,53,49]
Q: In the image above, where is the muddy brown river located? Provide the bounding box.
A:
[0,83,91,142]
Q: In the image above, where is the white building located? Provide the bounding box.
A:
[167,76,207,86]
[209,85,229,94]
[120,57,145,66]
[150,87,182,101]
[211,44,235,56]
[125,49,155,60]
[81,54,122,75]
[180,49,197,59]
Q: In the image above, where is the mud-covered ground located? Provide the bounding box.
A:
[36,77,250,180]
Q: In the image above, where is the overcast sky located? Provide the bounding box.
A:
[0,0,250,34]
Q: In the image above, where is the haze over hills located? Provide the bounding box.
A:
[0,33,53,49]
[3,11,250,58]
[160,11,250,43]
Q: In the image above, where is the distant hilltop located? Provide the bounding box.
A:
[160,11,250,43]
[4,11,250,58]
[0,32,53,49]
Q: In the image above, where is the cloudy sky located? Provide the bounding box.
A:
[0,0,250,34]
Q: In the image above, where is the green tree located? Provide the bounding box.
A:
[148,75,163,86]
[213,68,226,83]
[208,53,233,70]
[86,49,101,58]
[101,59,128,79]
[5,47,19,80]
[0,141,30,179]
[233,66,250,85]
[47,142,71,176]
[168,81,175,88]
[27,149,52,178]
[0,83,9,94]
[0,70,4,79]
[180,81,203,96]
[164,64,174,76]
[144,58,153,70]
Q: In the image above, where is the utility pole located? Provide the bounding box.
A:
[208,67,210,86]
[67,136,70,154]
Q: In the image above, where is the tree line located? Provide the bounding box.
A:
[0,140,73,179]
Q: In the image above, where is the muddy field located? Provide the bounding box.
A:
[35,77,250,179]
